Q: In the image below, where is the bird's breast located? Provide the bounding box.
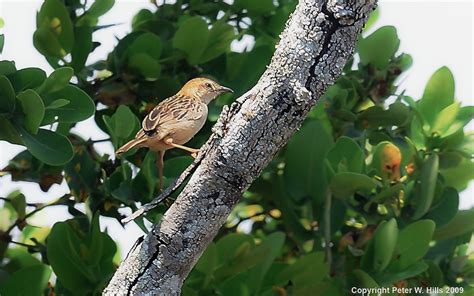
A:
[171,105,207,144]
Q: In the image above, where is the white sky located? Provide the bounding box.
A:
[0,0,473,258]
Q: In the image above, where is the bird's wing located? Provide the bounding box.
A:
[142,94,204,134]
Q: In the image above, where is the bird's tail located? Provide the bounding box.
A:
[116,137,147,155]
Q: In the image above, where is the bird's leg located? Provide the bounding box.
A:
[156,150,164,191]
[164,138,199,158]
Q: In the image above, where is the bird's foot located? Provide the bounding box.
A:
[191,150,199,158]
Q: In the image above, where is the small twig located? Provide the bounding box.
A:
[59,57,70,67]
[9,240,38,249]
[90,138,111,143]
[0,197,40,207]
[5,194,71,234]
[122,146,208,223]
[71,137,111,146]
[151,0,160,9]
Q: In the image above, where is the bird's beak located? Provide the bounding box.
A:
[218,86,234,94]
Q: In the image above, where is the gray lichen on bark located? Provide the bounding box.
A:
[103,0,377,295]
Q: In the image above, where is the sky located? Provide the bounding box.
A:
[0,0,473,258]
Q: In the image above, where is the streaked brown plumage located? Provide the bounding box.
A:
[116,77,233,190]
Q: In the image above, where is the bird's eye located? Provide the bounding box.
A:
[205,82,212,88]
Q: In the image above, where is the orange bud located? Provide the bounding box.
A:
[380,143,402,181]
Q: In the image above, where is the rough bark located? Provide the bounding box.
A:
[104,0,377,295]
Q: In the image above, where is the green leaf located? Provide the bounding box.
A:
[173,16,209,65]
[0,116,22,144]
[388,101,410,126]
[215,232,285,292]
[128,32,162,60]
[268,177,312,242]
[132,9,154,31]
[37,67,73,94]
[0,264,51,296]
[409,116,425,149]
[103,105,139,146]
[33,26,66,58]
[215,233,254,266]
[226,46,273,93]
[132,151,157,201]
[431,102,460,135]
[42,85,95,123]
[47,222,95,294]
[216,272,251,296]
[424,187,459,228]
[4,248,43,269]
[20,127,73,166]
[352,269,378,288]
[285,121,334,202]
[326,136,365,173]
[398,53,413,71]
[357,102,409,128]
[456,106,474,126]
[200,20,235,63]
[357,26,400,68]
[439,106,474,140]
[368,219,398,273]
[36,0,74,53]
[4,150,63,190]
[7,67,46,91]
[17,89,45,134]
[275,252,328,287]
[46,218,115,294]
[9,191,26,219]
[441,158,474,190]
[128,53,161,80]
[364,8,379,31]
[418,67,455,125]
[0,61,17,76]
[46,98,70,109]
[376,261,428,286]
[86,0,114,18]
[0,75,16,114]
[105,105,138,139]
[245,232,285,293]
[71,27,93,72]
[377,219,400,272]
[438,151,464,169]
[329,172,377,199]
[76,0,115,26]
[65,145,99,200]
[412,154,438,220]
[0,34,4,54]
[236,0,275,14]
[389,220,435,270]
[163,156,193,179]
[425,261,444,287]
[87,213,103,266]
[434,209,474,241]
[110,32,142,68]
[195,242,218,275]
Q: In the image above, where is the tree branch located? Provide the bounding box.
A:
[104,0,377,295]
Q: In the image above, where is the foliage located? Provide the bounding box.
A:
[0,1,473,295]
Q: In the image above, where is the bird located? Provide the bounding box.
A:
[116,77,233,190]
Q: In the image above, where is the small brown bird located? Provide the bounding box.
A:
[116,77,233,190]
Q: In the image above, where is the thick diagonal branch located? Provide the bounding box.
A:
[104,0,377,295]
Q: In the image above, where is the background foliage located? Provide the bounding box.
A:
[0,0,473,295]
